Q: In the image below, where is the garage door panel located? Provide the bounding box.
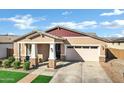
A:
[66,46,99,62]
[66,48,83,61]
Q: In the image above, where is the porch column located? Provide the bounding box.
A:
[31,44,36,58]
[18,43,21,61]
[48,43,56,69]
[30,44,38,68]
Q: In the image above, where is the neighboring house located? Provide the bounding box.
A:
[106,37,124,60]
[0,35,18,58]
[107,37,124,49]
[13,26,109,68]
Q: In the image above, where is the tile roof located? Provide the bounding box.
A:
[103,37,124,43]
[112,37,124,42]
[14,30,65,42]
[45,26,110,42]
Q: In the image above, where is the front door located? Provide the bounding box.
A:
[55,44,61,59]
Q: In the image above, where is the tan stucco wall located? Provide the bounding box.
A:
[18,35,54,43]
[65,37,106,45]
[64,37,107,56]
[107,43,124,50]
[55,39,64,43]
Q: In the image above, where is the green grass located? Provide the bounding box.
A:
[31,75,53,83]
[0,71,28,83]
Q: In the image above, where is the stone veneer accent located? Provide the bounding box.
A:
[48,59,56,69]
[99,56,106,62]
[60,54,65,61]
[30,58,38,68]
[20,56,25,63]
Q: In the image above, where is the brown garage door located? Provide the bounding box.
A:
[7,48,13,57]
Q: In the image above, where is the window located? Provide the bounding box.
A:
[91,46,98,49]
[82,46,89,49]
[67,46,74,48]
[75,46,82,48]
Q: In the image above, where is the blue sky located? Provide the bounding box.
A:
[0,9,124,37]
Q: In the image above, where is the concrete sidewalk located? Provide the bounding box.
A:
[18,73,38,83]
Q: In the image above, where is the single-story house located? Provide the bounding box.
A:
[107,37,124,49]
[106,37,124,60]
[0,35,18,58]
[13,26,110,68]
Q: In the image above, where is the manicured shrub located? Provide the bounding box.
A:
[13,61,21,69]
[8,56,15,63]
[3,59,11,68]
[23,61,30,70]
[0,61,2,67]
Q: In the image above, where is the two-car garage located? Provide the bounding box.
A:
[65,45,100,62]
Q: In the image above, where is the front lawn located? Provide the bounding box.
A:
[31,75,52,83]
[0,70,28,83]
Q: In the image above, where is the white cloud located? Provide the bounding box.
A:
[40,17,46,21]
[0,32,15,35]
[100,9,124,16]
[100,20,124,28]
[7,32,15,35]
[106,30,124,37]
[0,14,46,30]
[62,11,72,15]
[47,21,97,29]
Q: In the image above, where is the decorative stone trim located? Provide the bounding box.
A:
[99,56,105,62]
[48,59,56,69]
[30,58,38,68]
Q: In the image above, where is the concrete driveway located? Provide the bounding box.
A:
[50,62,82,83]
[82,61,112,83]
[50,61,112,83]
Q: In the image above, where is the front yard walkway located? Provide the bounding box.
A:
[18,62,57,83]
[18,73,38,83]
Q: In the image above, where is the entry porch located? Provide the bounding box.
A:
[17,43,65,69]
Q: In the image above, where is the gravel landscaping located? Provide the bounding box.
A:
[100,59,124,83]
